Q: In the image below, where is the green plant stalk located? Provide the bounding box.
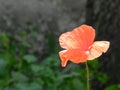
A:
[19,53,23,72]
[19,59,22,72]
[18,47,24,72]
[85,61,90,90]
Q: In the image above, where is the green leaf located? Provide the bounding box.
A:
[14,82,42,90]
[0,59,7,68]
[47,34,58,54]
[72,78,86,90]
[0,59,8,77]
[0,33,10,48]
[11,71,28,82]
[97,72,108,84]
[104,84,120,90]
[42,54,60,67]
[88,59,100,69]
[20,31,26,40]
[23,54,37,63]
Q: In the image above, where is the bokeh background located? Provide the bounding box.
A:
[0,0,120,90]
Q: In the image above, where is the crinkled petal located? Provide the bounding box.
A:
[87,41,110,60]
[72,25,95,50]
[59,49,87,67]
[59,32,80,49]
[59,25,95,50]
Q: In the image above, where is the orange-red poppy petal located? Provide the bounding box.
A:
[59,49,87,67]
[59,32,81,49]
[87,41,110,60]
[72,25,95,50]
[59,25,95,50]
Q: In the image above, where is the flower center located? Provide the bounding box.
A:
[85,51,90,54]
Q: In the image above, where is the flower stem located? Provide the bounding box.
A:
[85,61,90,90]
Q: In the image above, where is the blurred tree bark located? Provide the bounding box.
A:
[86,0,120,89]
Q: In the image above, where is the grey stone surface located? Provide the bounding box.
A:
[0,0,86,30]
[0,0,86,57]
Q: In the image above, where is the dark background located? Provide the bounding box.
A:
[86,0,120,89]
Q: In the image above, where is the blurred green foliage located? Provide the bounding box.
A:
[104,84,120,90]
[0,31,119,90]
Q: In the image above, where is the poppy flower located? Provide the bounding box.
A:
[59,24,110,67]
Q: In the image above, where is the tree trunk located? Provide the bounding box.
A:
[86,0,120,89]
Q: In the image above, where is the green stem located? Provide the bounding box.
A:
[85,61,90,90]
